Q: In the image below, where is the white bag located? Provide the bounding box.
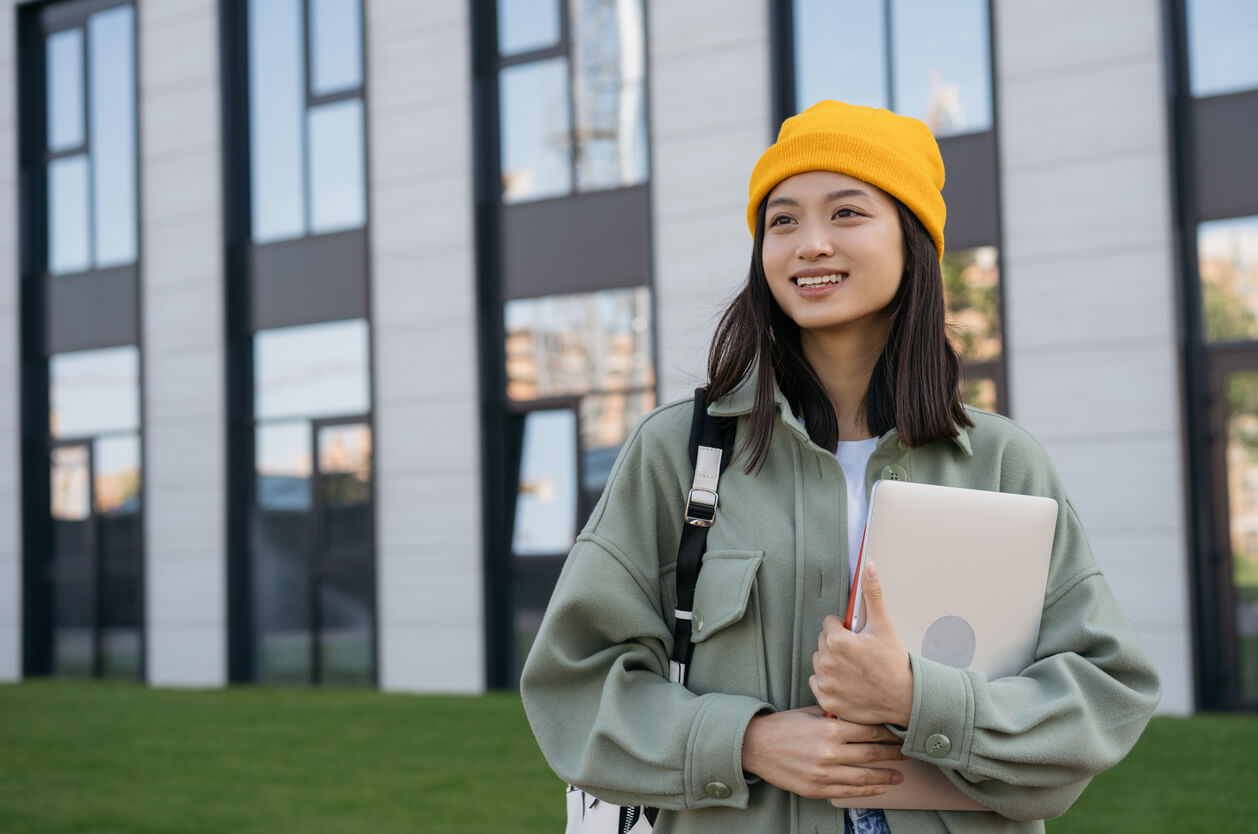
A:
[564,786,653,833]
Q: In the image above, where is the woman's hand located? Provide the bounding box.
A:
[740,706,905,800]
[810,561,914,726]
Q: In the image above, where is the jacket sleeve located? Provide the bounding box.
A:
[519,405,773,811]
[898,432,1162,822]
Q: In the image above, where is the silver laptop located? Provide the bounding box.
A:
[834,479,1058,812]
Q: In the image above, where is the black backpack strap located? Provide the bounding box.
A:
[669,387,736,684]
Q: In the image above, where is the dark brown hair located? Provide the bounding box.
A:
[706,197,973,473]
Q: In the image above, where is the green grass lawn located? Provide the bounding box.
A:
[0,680,1255,833]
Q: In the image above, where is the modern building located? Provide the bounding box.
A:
[1,0,1255,713]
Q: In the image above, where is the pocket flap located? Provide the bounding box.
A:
[688,550,763,643]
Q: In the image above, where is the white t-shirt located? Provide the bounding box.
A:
[834,437,879,589]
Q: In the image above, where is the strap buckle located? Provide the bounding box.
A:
[684,488,718,527]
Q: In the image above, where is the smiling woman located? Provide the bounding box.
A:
[520,100,1161,834]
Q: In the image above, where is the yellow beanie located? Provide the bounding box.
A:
[747,100,947,258]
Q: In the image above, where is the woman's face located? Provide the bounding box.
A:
[761,170,905,345]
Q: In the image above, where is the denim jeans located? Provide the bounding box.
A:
[844,808,891,834]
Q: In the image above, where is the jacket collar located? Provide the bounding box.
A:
[707,369,973,457]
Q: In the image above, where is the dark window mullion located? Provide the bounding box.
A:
[309,88,360,108]
[498,43,568,68]
[563,0,578,197]
[301,0,313,236]
[308,416,322,685]
[81,15,96,269]
[883,0,895,112]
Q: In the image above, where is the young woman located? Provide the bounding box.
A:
[521,100,1161,834]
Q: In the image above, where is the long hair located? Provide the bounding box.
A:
[706,197,972,473]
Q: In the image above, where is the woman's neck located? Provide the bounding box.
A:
[799,322,888,441]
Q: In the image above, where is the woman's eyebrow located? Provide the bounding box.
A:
[767,188,873,209]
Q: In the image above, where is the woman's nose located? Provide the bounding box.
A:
[797,229,834,259]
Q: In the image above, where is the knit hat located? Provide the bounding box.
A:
[747,100,947,258]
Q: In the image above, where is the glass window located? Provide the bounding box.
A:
[255,319,371,420]
[1188,0,1258,97]
[500,58,573,203]
[249,0,306,243]
[942,246,1002,363]
[570,0,648,191]
[94,434,141,515]
[498,0,647,203]
[46,28,84,152]
[504,287,653,400]
[891,0,991,136]
[315,422,372,686]
[1199,216,1258,343]
[791,0,992,137]
[48,155,91,275]
[88,5,137,268]
[512,409,578,556]
[1223,370,1258,701]
[793,0,888,112]
[254,420,313,684]
[50,346,141,438]
[51,444,91,522]
[308,99,366,233]
[498,0,562,56]
[309,0,362,96]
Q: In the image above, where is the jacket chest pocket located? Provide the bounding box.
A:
[683,550,769,700]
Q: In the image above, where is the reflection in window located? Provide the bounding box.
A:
[958,377,997,414]
[51,445,91,521]
[88,6,138,268]
[505,287,653,400]
[44,6,138,274]
[498,0,561,56]
[580,389,655,503]
[1223,370,1258,701]
[793,0,887,113]
[570,0,648,191]
[309,0,362,96]
[249,0,366,243]
[1187,0,1258,97]
[943,246,1001,363]
[255,319,371,420]
[513,409,578,556]
[249,0,305,242]
[1200,216,1258,343]
[48,155,91,275]
[50,346,141,438]
[46,28,84,152]
[498,0,648,203]
[500,58,573,202]
[791,0,992,137]
[308,99,367,233]
[253,420,313,684]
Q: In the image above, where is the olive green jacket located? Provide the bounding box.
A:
[520,378,1161,833]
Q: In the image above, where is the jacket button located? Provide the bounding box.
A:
[880,464,908,481]
[705,781,731,799]
[925,733,951,758]
[692,610,703,632]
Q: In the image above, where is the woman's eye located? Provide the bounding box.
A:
[834,208,859,219]
[769,214,793,226]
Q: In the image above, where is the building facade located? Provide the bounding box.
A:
[1,0,1256,713]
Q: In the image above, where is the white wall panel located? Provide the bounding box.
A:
[139,0,226,687]
[997,0,1189,712]
[367,2,483,693]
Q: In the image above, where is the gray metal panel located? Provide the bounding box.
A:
[939,131,999,252]
[249,229,368,331]
[501,184,650,301]
[44,265,138,355]
[1193,90,1258,221]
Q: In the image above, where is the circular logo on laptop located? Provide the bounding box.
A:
[921,615,976,669]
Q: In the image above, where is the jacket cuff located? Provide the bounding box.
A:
[684,695,773,809]
[901,652,975,770]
